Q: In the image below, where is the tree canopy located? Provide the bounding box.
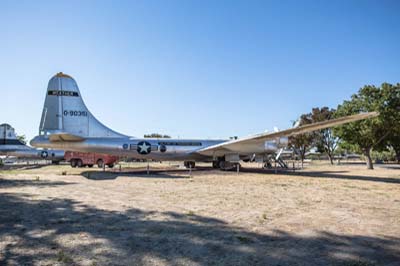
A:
[310,107,338,164]
[289,113,313,166]
[17,134,27,145]
[334,83,400,169]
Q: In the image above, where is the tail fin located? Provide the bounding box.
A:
[39,73,126,139]
[0,124,25,145]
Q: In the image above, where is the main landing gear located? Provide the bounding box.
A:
[212,158,240,171]
[184,161,195,169]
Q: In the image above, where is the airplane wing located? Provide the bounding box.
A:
[196,112,378,156]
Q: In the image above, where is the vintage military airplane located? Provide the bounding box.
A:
[1,123,64,164]
[31,73,378,170]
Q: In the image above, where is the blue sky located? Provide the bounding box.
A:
[1,0,399,141]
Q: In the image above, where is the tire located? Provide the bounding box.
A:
[87,164,93,168]
[212,161,219,169]
[218,161,238,171]
[97,159,104,168]
[107,164,114,168]
[219,161,225,170]
[77,159,83,168]
[70,159,77,168]
[184,161,195,169]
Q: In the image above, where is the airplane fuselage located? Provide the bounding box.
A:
[0,145,65,161]
[31,136,226,161]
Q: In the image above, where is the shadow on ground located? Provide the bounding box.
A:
[80,167,214,180]
[240,168,400,184]
[0,181,399,265]
[0,177,75,188]
[0,164,50,171]
[81,165,400,185]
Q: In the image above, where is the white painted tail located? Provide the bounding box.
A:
[39,73,126,138]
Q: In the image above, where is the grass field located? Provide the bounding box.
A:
[0,161,399,266]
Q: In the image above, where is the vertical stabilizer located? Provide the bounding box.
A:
[39,73,126,138]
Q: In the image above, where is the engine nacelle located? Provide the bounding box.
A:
[265,137,289,152]
[264,141,278,152]
[277,137,289,147]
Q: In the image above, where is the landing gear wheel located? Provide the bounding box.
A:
[70,159,78,168]
[77,159,83,168]
[97,159,104,168]
[218,161,240,171]
[184,161,195,169]
[263,162,272,169]
[219,161,226,171]
[212,161,219,169]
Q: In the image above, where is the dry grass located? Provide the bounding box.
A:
[0,161,399,265]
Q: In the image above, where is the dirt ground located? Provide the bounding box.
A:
[0,161,399,266]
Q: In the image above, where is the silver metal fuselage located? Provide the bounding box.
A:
[29,73,280,162]
[1,123,65,161]
[0,144,65,161]
[31,136,226,161]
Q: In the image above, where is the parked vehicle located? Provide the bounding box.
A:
[64,152,118,168]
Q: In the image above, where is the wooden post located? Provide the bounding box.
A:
[147,162,150,175]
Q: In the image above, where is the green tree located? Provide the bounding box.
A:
[381,83,400,163]
[289,113,313,167]
[385,115,400,163]
[17,134,27,145]
[334,83,400,169]
[311,107,338,165]
[388,135,400,163]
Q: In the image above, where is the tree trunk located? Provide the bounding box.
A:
[364,148,374,170]
[327,152,334,165]
[300,149,305,168]
[395,150,400,164]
